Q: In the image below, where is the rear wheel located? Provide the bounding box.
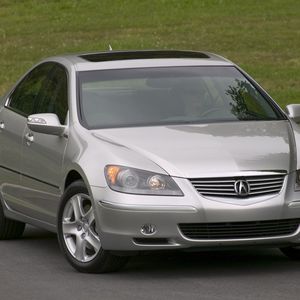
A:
[57,180,129,273]
[0,200,25,239]
[280,246,300,260]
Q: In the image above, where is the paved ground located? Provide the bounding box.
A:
[0,226,300,300]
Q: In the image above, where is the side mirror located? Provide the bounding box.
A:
[285,104,300,123]
[27,113,66,136]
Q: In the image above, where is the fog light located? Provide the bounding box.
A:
[141,224,156,235]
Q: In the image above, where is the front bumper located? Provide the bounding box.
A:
[91,175,300,251]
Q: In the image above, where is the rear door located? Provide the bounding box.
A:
[0,63,53,211]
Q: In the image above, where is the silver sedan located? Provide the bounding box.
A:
[1,50,300,273]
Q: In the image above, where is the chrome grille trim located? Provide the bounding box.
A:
[189,174,286,198]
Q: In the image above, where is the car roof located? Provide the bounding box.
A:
[45,50,234,71]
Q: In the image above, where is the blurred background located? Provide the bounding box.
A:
[0,0,299,108]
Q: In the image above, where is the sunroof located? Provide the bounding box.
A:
[80,50,210,62]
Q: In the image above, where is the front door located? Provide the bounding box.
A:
[20,63,69,225]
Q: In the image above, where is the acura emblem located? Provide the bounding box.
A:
[234,180,250,196]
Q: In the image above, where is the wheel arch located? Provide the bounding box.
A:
[63,165,91,194]
[64,170,83,190]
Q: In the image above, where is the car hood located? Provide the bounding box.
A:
[92,120,295,178]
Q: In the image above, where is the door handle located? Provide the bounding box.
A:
[0,122,5,129]
[25,132,34,145]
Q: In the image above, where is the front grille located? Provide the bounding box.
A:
[189,174,285,198]
[179,219,300,240]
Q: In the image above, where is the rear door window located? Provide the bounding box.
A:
[8,63,54,116]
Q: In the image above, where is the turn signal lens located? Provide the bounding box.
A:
[106,165,120,184]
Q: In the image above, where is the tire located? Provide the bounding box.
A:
[0,200,25,239]
[57,180,129,273]
[280,246,300,260]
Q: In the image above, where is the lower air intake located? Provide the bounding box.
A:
[179,218,300,240]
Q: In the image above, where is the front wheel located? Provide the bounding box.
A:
[280,246,300,260]
[57,180,129,273]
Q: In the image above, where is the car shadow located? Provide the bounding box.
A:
[123,249,299,278]
[19,225,300,278]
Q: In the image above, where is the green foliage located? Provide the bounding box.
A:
[0,0,300,107]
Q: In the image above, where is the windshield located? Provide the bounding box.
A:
[78,66,284,129]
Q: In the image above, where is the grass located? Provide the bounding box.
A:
[0,0,300,108]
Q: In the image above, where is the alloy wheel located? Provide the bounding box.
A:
[62,193,101,263]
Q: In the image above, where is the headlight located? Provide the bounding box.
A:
[104,165,184,196]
